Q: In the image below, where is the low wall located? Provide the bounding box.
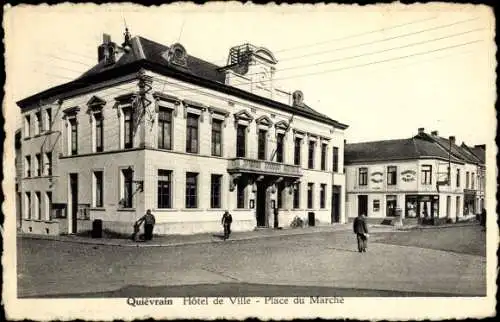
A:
[21,219,61,235]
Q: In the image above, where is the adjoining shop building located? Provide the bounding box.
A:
[17,30,348,235]
[344,128,486,224]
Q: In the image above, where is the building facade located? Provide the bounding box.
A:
[17,31,348,235]
[345,128,486,223]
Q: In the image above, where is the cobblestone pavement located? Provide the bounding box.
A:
[17,226,486,298]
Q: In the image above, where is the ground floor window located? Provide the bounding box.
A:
[185,172,198,208]
[319,184,326,208]
[158,169,172,208]
[25,192,31,219]
[307,183,314,209]
[277,182,285,209]
[386,195,397,216]
[45,192,52,221]
[237,181,246,209]
[211,174,222,208]
[93,171,103,208]
[405,195,439,218]
[35,191,41,220]
[120,168,134,208]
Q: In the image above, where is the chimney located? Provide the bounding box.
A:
[418,127,425,134]
[474,144,485,149]
[449,136,456,144]
[431,130,438,136]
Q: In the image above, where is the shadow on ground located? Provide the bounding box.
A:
[23,283,482,298]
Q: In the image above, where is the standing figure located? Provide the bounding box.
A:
[221,210,233,240]
[480,207,486,230]
[353,213,369,253]
[273,206,279,229]
[136,209,156,241]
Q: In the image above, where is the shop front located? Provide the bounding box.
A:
[405,195,439,218]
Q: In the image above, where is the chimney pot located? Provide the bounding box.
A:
[103,33,111,44]
[449,136,456,144]
[431,130,438,136]
[418,127,425,134]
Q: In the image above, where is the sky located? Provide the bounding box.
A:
[4,3,496,146]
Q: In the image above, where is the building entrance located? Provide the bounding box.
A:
[256,182,268,227]
[69,173,78,234]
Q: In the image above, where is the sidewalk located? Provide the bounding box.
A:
[18,224,396,248]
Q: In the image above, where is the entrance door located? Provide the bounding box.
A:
[358,195,368,216]
[256,183,267,227]
[70,173,78,234]
[386,195,397,216]
[331,185,340,223]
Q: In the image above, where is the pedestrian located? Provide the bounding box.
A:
[221,210,233,240]
[480,207,486,230]
[353,213,369,253]
[136,209,156,241]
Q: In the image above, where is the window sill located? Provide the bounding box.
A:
[117,208,135,212]
[233,208,251,211]
[181,208,202,211]
[153,208,178,212]
[90,207,106,211]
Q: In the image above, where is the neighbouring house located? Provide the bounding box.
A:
[344,128,486,224]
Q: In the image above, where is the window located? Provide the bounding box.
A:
[25,155,31,177]
[69,118,78,155]
[308,141,315,169]
[121,168,133,208]
[211,119,222,156]
[185,172,198,208]
[277,182,285,209]
[465,171,469,189]
[359,167,368,186]
[45,152,52,176]
[471,172,475,189]
[186,114,199,153]
[45,109,52,132]
[237,181,246,208]
[332,147,339,172]
[258,129,267,160]
[158,108,172,150]
[24,115,31,137]
[421,165,432,185]
[25,192,31,219]
[35,191,41,220]
[320,184,326,208]
[95,112,104,152]
[373,200,380,212]
[210,174,222,208]
[456,169,461,187]
[307,183,314,209]
[293,183,300,209]
[158,170,172,208]
[276,133,284,163]
[35,153,41,176]
[320,143,327,170]
[123,108,133,149]
[294,138,302,166]
[46,192,52,220]
[387,166,397,185]
[236,125,246,157]
[93,171,103,207]
[35,112,41,135]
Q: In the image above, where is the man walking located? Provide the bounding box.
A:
[353,213,369,253]
[221,210,233,240]
[136,209,156,241]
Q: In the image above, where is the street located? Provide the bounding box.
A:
[17,225,486,298]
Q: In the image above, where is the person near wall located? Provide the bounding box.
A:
[221,210,233,240]
[135,209,156,241]
[273,206,279,229]
[353,213,369,253]
[480,207,486,230]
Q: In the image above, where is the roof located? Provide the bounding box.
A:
[17,35,348,130]
[423,134,480,164]
[345,136,464,164]
[461,143,485,164]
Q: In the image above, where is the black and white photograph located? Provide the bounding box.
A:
[3,2,496,320]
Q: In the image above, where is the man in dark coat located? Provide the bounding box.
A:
[480,208,486,230]
[353,213,369,253]
[221,210,233,240]
[136,209,156,241]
